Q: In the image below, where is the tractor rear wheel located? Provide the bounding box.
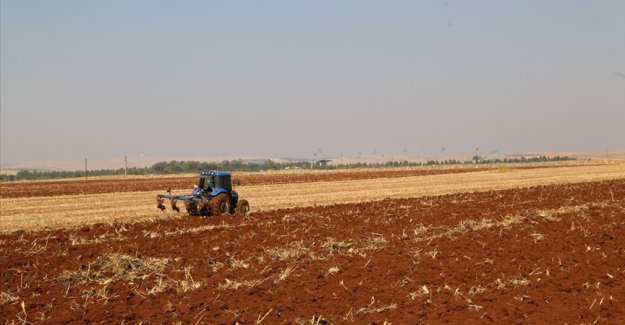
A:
[196,199,211,216]
[236,199,250,215]
[210,194,231,216]
[185,201,200,216]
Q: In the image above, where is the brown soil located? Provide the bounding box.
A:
[1,179,624,323]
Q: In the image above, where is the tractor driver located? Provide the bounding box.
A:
[209,175,216,189]
[200,176,213,192]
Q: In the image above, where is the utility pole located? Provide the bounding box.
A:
[474,147,480,164]
[124,156,128,176]
[311,147,323,169]
[85,158,88,180]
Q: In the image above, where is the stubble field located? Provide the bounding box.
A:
[1,163,624,324]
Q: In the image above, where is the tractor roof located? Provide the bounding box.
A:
[199,171,231,177]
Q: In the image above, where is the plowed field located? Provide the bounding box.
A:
[2,164,624,232]
[1,179,624,324]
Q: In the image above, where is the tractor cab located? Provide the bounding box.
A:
[193,171,233,198]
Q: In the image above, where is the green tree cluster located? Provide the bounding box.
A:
[0,156,577,182]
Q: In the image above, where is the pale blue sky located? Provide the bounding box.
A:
[2,1,624,163]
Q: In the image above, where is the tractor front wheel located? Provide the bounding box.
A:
[210,194,231,216]
[236,199,250,215]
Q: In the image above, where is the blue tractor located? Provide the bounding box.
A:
[157,171,250,216]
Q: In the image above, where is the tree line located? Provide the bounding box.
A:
[0,156,576,182]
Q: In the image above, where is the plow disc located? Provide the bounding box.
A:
[157,194,197,214]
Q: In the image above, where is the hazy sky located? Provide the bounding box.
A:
[1,1,624,163]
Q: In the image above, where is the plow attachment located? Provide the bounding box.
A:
[157,191,208,216]
[157,194,184,212]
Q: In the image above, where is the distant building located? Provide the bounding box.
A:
[317,159,331,166]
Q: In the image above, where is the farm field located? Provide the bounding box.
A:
[0,161,599,199]
[1,164,624,232]
[0,166,494,198]
[1,178,624,323]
